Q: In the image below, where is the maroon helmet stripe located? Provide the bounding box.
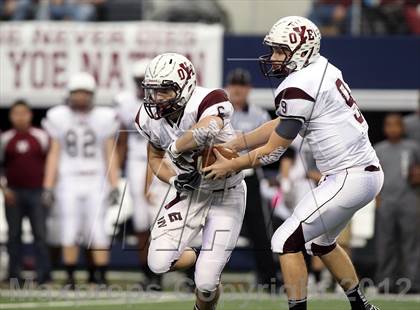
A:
[196,89,229,121]
[275,87,315,109]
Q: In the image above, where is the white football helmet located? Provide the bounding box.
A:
[142,53,196,120]
[67,72,96,111]
[259,16,321,78]
[67,72,96,93]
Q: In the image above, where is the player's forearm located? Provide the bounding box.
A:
[149,158,176,184]
[231,130,291,172]
[229,145,272,171]
[116,129,128,168]
[232,118,280,152]
[174,116,223,153]
[147,143,176,184]
[43,140,60,189]
[144,163,154,195]
[107,157,120,188]
[105,138,120,188]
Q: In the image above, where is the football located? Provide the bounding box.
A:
[196,146,239,170]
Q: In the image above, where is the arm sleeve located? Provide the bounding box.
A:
[275,118,303,140]
[275,87,315,123]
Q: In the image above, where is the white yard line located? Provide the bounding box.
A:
[0,298,188,309]
[0,292,193,309]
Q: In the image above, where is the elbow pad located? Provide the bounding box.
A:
[192,119,221,147]
[258,146,287,166]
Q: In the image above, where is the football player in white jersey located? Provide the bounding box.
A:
[135,53,246,309]
[203,16,383,310]
[42,72,120,288]
[113,59,163,288]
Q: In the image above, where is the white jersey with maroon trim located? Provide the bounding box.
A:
[274,55,379,175]
[42,105,119,178]
[135,86,243,190]
[113,91,148,162]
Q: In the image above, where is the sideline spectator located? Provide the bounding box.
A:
[36,0,103,21]
[149,0,230,31]
[404,100,420,292]
[404,100,420,144]
[226,68,279,289]
[362,0,412,35]
[0,0,35,20]
[404,0,420,34]
[308,0,352,35]
[374,113,420,294]
[0,100,51,284]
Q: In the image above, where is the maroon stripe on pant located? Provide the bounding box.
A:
[164,192,182,209]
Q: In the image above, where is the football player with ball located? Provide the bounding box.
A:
[203,16,383,310]
[135,53,246,310]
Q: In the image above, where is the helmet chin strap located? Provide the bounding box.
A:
[165,106,185,127]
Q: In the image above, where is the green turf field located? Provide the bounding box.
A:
[1,294,419,310]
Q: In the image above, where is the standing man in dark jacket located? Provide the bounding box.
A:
[403,102,420,291]
[0,100,51,284]
[375,113,420,293]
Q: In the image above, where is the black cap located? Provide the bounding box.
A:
[226,68,252,86]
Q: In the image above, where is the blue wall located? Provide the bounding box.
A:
[223,36,420,89]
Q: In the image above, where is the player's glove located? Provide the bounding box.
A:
[170,171,202,192]
[41,188,55,208]
[108,187,120,206]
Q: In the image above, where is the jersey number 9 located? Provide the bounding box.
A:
[335,79,365,124]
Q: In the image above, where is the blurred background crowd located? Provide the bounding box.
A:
[0,0,419,34]
[0,0,419,296]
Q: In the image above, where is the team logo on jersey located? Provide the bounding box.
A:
[16,140,30,154]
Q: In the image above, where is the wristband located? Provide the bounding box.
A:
[170,141,180,157]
